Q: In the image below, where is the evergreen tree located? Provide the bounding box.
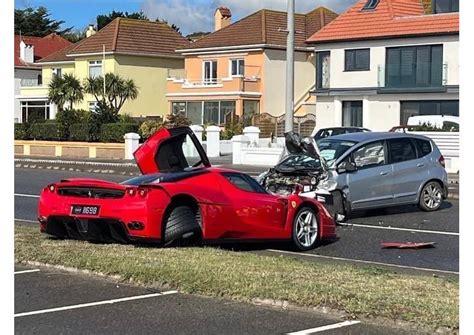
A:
[15,6,72,36]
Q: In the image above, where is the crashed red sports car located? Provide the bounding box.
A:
[38,127,336,250]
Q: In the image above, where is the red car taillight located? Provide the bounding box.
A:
[47,184,56,192]
[126,188,148,198]
[138,188,148,198]
[439,155,446,168]
[127,188,136,197]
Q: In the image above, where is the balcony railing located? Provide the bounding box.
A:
[20,78,43,87]
[377,63,449,89]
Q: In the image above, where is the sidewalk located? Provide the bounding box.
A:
[15,155,459,198]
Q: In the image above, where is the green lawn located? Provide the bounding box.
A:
[15,225,458,331]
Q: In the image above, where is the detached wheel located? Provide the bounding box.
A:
[292,207,320,251]
[419,181,443,212]
[164,206,200,246]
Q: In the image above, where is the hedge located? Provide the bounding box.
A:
[29,123,60,141]
[99,123,139,143]
[69,123,93,142]
[15,123,30,140]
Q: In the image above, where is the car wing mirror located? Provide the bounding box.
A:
[337,161,357,174]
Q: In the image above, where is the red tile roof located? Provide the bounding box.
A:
[14,33,72,68]
[180,7,338,51]
[39,18,190,63]
[306,0,459,43]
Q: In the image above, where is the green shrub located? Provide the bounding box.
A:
[55,109,91,140]
[163,113,191,128]
[14,123,30,140]
[221,122,243,140]
[119,113,138,124]
[139,120,164,140]
[69,123,93,142]
[29,122,60,141]
[99,123,139,143]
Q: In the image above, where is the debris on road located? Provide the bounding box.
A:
[381,242,436,249]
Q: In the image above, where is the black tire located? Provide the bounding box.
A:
[292,206,320,251]
[164,206,200,245]
[418,181,444,212]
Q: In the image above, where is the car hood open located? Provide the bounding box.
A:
[133,127,211,174]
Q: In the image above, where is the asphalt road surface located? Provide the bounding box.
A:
[15,168,459,276]
[15,264,418,335]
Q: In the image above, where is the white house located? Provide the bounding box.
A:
[306,0,459,131]
[14,33,72,123]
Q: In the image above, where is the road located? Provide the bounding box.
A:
[14,264,416,335]
[15,167,459,276]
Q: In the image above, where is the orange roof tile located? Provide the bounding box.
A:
[180,7,338,51]
[39,18,190,63]
[306,0,459,43]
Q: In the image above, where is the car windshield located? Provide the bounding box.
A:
[276,155,322,172]
[317,139,358,166]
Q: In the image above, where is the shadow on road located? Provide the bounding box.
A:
[348,201,454,220]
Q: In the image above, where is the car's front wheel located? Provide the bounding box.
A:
[419,181,444,212]
[292,206,320,251]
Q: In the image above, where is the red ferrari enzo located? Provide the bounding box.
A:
[38,127,336,251]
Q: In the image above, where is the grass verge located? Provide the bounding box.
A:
[15,225,458,330]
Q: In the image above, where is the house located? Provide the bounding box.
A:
[166,6,338,126]
[306,0,459,131]
[14,33,72,123]
[17,18,190,123]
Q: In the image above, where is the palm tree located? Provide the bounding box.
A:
[48,73,84,111]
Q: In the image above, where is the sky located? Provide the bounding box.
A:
[14,0,359,35]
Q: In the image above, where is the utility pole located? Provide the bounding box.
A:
[285,0,295,132]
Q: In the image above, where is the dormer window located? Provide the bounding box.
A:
[362,0,380,10]
[433,0,459,13]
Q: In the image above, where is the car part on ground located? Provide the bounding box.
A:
[381,242,436,249]
[38,127,336,251]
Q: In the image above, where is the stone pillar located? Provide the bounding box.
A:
[124,133,141,160]
[231,135,250,165]
[190,125,204,143]
[243,126,260,146]
[206,126,221,158]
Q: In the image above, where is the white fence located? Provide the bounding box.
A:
[410,131,459,173]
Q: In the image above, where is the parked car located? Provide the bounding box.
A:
[258,132,448,221]
[38,127,336,251]
[312,127,371,140]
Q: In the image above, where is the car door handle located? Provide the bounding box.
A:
[380,171,389,176]
[417,163,425,167]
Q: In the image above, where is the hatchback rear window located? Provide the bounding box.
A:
[415,139,432,157]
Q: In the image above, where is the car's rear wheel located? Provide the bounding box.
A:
[164,206,201,246]
[292,207,320,251]
[419,181,443,212]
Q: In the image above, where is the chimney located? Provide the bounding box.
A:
[215,7,232,31]
[19,40,34,63]
[86,24,97,38]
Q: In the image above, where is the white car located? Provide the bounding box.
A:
[407,115,459,130]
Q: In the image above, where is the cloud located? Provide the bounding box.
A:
[141,0,358,35]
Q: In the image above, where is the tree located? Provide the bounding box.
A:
[97,11,148,30]
[84,73,139,116]
[186,31,211,41]
[157,19,181,35]
[48,74,84,111]
[62,28,87,43]
[15,6,72,36]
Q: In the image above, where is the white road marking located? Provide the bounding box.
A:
[15,193,40,198]
[15,290,178,318]
[15,219,38,224]
[287,320,361,334]
[266,249,459,275]
[14,269,40,275]
[338,222,459,236]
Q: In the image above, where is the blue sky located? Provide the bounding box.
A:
[14,0,358,35]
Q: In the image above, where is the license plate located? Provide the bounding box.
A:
[71,205,100,216]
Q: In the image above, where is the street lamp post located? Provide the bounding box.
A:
[285,0,295,133]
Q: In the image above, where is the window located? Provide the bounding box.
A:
[316,51,330,89]
[89,101,99,113]
[21,101,50,123]
[222,172,267,194]
[362,0,380,10]
[243,100,259,124]
[203,101,219,124]
[37,74,42,85]
[231,59,245,76]
[388,139,417,164]
[175,101,238,125]
[386,45,443,88]
[345,49,370,71]
[52,67,62,78]
[433,0,459,13]
[186,101,203,125]
[88,60,102,78]
[203,60,217,84]
[353,141,385,169]
[400,100,459,124]
[342,101,363,127]
[415,139,432,157]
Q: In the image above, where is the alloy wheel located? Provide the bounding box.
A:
[295,209,318,248]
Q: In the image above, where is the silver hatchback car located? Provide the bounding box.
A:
[314,132,449,218]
